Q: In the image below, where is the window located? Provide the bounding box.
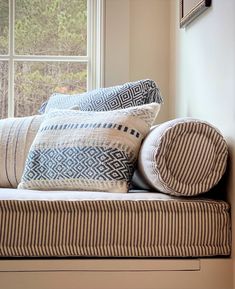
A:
[0,0,103,118]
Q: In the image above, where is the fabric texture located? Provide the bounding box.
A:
[0,190,230,257]
[138,118,228,197]
[39,79,163,114]
[131,170,151,190]
[0,188,177,201]
[19,103,160,192]
[0,115,43,188]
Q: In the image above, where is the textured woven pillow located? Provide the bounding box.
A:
[0,115,43,188]
[39,79,163,114]
[137,118,228,197]
[19,103,160,192]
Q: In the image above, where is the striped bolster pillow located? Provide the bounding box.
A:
[137,118,228,197]
[0,115,43,188]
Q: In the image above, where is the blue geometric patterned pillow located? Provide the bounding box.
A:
[39,79,163,114]
[19,103,160,193]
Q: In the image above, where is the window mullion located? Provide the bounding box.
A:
[87,0,93,91]
[96,0,104,89]
[87,0,104,92]
[8,0,14,117]
[0,56,10,60]
[12,55,89,62]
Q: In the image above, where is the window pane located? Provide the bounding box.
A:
[0,0,9,55]
[14,61,87,117]
[0,61,8,119]
[15,0,87,56]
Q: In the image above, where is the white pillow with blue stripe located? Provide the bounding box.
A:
[19,103,160,193]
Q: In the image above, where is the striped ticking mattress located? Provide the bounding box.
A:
[0,189,231,258]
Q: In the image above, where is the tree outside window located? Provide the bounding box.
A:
[0,0,102,118]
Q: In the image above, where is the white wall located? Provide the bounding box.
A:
[105,0,170,123]
[105,1,235,284]
[105,0,130,86]
[170,0,235,287]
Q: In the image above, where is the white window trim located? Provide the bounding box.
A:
[0,0,104,117]
[88,0,105,91]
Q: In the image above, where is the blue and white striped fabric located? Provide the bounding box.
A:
[39,79,163,114]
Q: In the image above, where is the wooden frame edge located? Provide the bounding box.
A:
[180,0,211,28]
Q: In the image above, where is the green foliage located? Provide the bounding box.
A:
[0,61,8,119]
[15,0,87,55]
[14,62,87,117]
[0,0,88,118]
[0,0,9,54]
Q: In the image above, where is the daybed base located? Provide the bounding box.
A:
[0,258,232,289]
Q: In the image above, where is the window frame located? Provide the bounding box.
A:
[0,0,104,117]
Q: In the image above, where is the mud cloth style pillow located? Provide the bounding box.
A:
[19,103,160,192]
[39,79,163,114]
[0,115,43,188]
[137,118,228,197]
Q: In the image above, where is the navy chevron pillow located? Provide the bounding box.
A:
[39,79,163,114]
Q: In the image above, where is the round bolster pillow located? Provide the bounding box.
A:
[138,118,228,197]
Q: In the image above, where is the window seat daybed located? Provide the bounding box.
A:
[0,80,232,289]
[0,189,230,258]
[0,189,232,289]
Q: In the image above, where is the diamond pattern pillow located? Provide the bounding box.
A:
[19,103,160,192]
[39,79,163,114]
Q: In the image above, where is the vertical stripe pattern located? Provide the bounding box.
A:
[0,115,43,188]
[138,118,228,196]
[0,199,231,257]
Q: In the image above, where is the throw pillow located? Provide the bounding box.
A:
[39,79,163,114]
[19,103,160,192]
[137,118,228,196]
[0,115,43,188]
